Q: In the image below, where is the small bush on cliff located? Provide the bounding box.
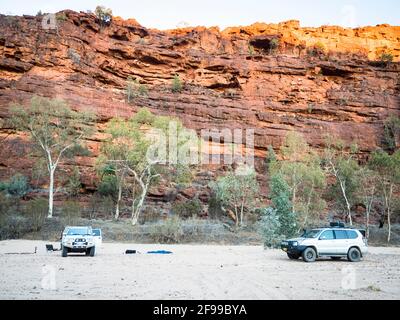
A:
[172,199,202,219]
[56,12,67,22]
[307,42,326,57]
[95,6,113,26]
[126,77,148,103]
[269,38,280,55]
[379,53,394,67]
[382,116,400,152]
[64,167,82,198]
[67,48,81,65]
[171,74,183,93]
[133,107,155,125]
[248,45,255,55]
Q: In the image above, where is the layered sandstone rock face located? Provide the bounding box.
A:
[0,11,399,207]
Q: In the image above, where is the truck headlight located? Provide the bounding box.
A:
[292,241,298,246]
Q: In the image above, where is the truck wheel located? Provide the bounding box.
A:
[89,246,95,257]
[302,247,316,262]
[347,247,361,262]
[62,246,68,257]
[287,253,300,260]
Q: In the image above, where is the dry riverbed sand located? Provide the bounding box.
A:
[0,240,399,300]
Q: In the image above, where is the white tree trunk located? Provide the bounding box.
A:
[240,200,245,227]
[339,178,352,226]
[387,184,393,243]
[115,181,122,220]
[48,168,55,218]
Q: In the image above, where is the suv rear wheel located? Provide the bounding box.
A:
[302,247,316,262]
[347,247,361,262]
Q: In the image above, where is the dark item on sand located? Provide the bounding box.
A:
[46,244,61,252]
[125,250,137,254]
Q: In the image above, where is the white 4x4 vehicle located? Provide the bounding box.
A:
[281,224,368,262]
[61,226,96,257]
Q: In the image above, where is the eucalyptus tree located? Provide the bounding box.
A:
[10,96,95,218]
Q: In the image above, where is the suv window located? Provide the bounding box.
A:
[334,230,348,239]
[319,230,335,240]
[346,230,358,239]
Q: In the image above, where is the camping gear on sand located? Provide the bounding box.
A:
[46,244,61,252]
[5,247,37,255]
[124,249,173,254]
[125,250,137,254]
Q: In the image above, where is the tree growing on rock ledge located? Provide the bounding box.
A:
[10,96,95,218]
[95,6,113,27]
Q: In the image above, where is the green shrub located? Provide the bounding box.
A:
[308,42,326,56]
[207,194,224,220]
[380,53,394,66]
[382,116,400,151]
[98,175,118,199]
[67,48,81,65]
[259,207,283,248]
[171,74,183,93]
[269,38,279,54]
[56,12,67,22]
[24,198,48,232]
[248,45,255,55]
[126,77,148,103]
[87,193,114,219]
[269,173,297,238]
[1,174,29,198]
[0,193,13,215]
[61,201,81,226]
[0,214,31,240]
[65,167,81,198]
[133,107,155,125]
[149,216,184,243]
[172,199,202,219]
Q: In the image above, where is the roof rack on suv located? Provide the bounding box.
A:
[329,221,345,228]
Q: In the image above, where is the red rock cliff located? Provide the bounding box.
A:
[0,11,399,197]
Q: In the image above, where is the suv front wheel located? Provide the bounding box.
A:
[347,247,361,262]
[62,246,68,257]
[89,246,95,257]
[287,253,300,260]
[302,247,317,263]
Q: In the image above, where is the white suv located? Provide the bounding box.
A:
[281,225,368,262]
[61,226,96,257]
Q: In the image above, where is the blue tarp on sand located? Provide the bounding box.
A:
[147,250,173,254]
